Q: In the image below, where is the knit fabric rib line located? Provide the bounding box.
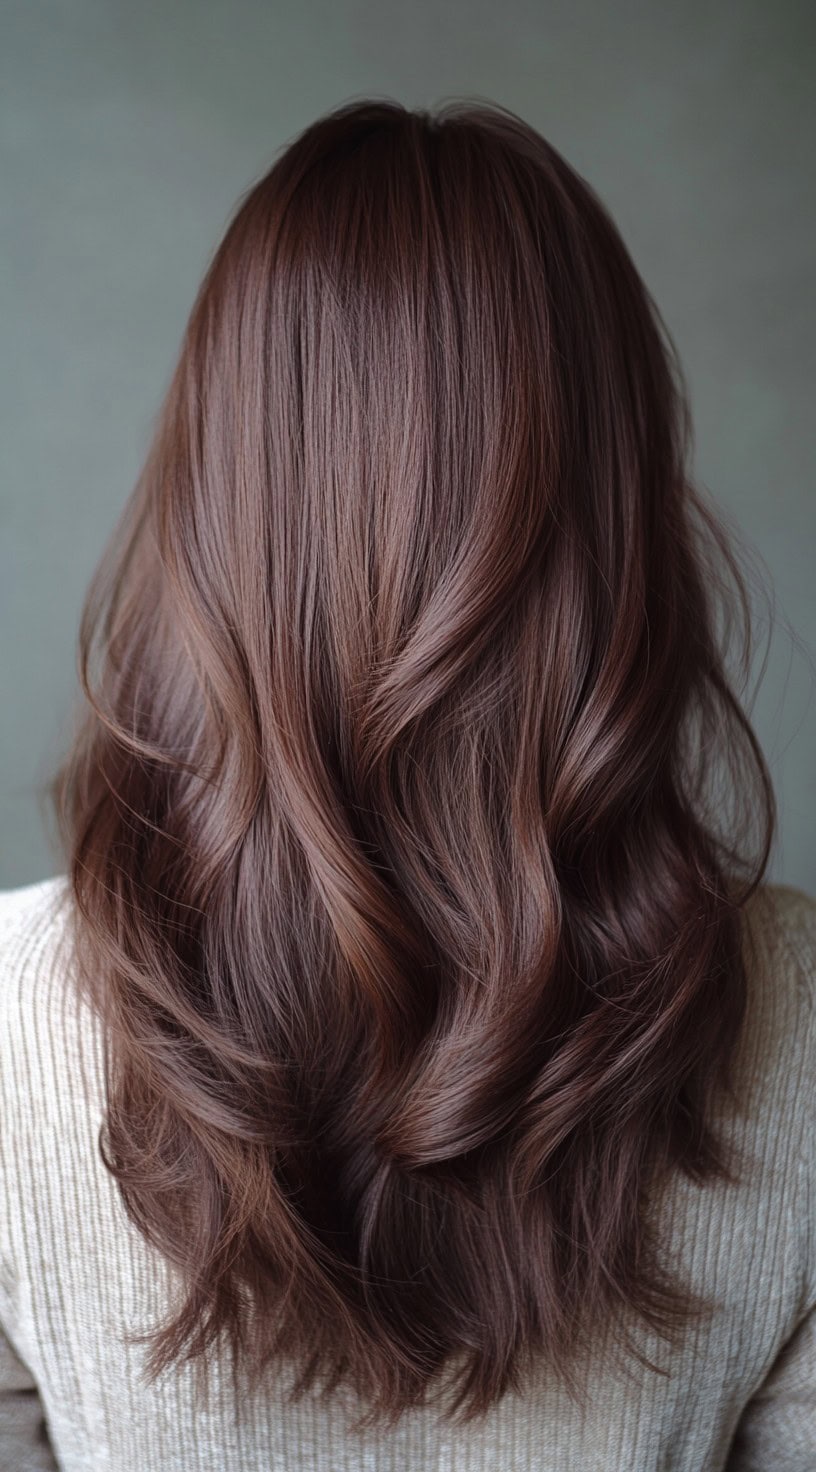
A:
[0,875,815,1471]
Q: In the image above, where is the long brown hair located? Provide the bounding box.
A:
[50,97,776,1429]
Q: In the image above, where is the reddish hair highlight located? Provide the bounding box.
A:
[51,98,776,1429]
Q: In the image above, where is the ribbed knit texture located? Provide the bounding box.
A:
[0,875,815,1471]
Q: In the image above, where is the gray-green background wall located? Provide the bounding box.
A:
[2,0,814,890]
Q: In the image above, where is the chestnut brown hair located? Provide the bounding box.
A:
[50,97,775,1429]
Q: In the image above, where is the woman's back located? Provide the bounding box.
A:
[1,872,815,1471]
[4,97,812,1470]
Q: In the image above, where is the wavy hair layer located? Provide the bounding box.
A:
[51,98,776,1429]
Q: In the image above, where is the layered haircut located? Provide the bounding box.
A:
[50,98,776,1429]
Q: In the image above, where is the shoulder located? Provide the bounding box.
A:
[759,881,816,982]
[0,873,104,1127]
[0,872,72,948]
[741,880,816,1017]
[0,873,74,1029]
[735,881,816,1229]
[734,880,816,1078]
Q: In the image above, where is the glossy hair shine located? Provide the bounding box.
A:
[51,98,775,1429]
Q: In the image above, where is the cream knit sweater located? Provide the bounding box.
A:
[1,873,815,1471]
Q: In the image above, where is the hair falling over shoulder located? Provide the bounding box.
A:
[50,97,776,1429]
